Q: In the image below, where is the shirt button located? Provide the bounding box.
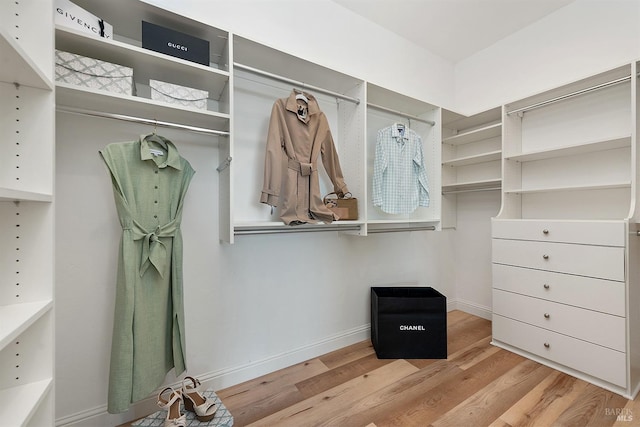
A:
[154,215,158,218]
[155,170,158,174]
[154,185,158,189]
[154,200,158,204]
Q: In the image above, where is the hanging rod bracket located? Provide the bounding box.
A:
[217,156,232,172]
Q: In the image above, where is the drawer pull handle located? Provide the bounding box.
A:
[544,313,550,319]
[543,284,550,290]
[544,342,550,349]
[543,229,549,234]
[542,254,549,260]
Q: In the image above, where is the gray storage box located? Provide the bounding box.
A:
[150,79,209,110]
[55,49,134,95]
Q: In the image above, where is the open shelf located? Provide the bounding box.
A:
[0,300,52,351]
[55,26,229,100]
[505,135,631,162]
[56,83,230,133]
[505,181,631,194]
[442,178,502,194]
[0,29,53,90]
[442,150,501,167]
[0,189,53,203]
[0,378,52,427]
[442,122,501,146]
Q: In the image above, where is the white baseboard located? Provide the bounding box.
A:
[450,298,492,320]
[56,324,371,426]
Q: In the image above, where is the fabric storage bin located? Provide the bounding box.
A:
[150,79,209,110]
[55,50,134,95]
[371,286,447,359]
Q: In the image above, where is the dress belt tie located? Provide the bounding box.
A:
[129,219,179,277]
[288,158,315,176]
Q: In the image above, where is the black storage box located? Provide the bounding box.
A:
[371,287,447,359]
[142,21,210,66]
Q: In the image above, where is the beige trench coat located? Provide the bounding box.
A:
[260,90,349,225]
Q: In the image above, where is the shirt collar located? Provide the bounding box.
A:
[139,134,183,170]
[391,123,409,141]
[285,90,321,116]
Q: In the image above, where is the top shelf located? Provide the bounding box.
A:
[0,28,53,90]
[442,123,502,146]
[55,26,229,99]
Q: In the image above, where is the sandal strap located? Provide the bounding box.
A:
[157,387,181,409]
[183,376,203,393]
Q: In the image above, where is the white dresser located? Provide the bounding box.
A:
[492,62,640,399]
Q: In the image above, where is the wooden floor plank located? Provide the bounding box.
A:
[430,360,553,427]
[554,383,631,427]
[318,339,376,370]
[490,370,589,427]
[246,359,419,427]
[295,353,392,399]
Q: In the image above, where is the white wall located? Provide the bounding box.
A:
[455,0,640,114]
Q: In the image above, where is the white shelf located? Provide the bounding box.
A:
[442,150,501,167]
[0,28,53,90]
[442,178,502,194]
[56,82,230,133]
[55,26,229,99]
[505,181,631,194]
[442,122,502,146]
[0,378,52,427]
[505,135,631,162]
[0,300,53,351]
[0,188,53,203]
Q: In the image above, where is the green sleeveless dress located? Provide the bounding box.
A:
[100,135,195,414]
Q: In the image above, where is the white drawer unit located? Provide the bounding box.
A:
[492,218,638,398]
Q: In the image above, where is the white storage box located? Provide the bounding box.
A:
[150,79,209,110]
[55,50,134,95]
[55,0,114,39]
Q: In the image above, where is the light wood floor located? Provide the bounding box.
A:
[216,311,640,427]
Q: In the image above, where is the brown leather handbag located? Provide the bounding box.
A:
[323,192,358,220]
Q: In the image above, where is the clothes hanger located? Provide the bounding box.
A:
[294,89,309,104]
[144,119,168,149]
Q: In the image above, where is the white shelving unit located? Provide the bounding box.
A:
[441,107,502,228]
[0,0,55,425]
[492,63,640,399]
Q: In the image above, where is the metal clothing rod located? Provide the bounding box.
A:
[507,75,631,116]
[367,103,436,126]
[234,225,362,235]
[56,106,230,137]
[233,62,361,105]
[368,225,436,233]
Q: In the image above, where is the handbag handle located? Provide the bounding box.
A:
[323,191,353,202]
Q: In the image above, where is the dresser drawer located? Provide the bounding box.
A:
[493,264,625,316]
[492,219,625,246]
[492,239,625,281]
[493,289,625,351]
[493,315,626,387]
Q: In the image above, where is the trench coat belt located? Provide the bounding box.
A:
[129,219,179,278]
[288,158,315,176]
